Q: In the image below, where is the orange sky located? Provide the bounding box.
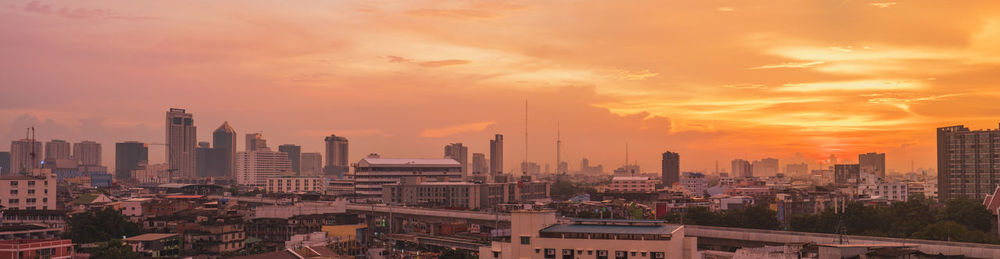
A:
[2,0,1000,174]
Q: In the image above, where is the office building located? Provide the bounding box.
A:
[444,143,469,175]
[352,154,462,200]
[323,134,349,177]
[278,144,302,175]
[300,152,322,176]
[165,108,196,178]
[661,151,680,186]
[834,164,860,185]
[859,152,886,178]
[752,158,779,177]
[196,146,228,178]
[115,141,149,180]
[472,153,488,175]
[608,176,656,193]
[732,159,752,178]
[785,163,808,176]
[0,152,9,175]
[245,133,266,152]
[72,141,101,166]
[11,139,42,174]
[480,211,689,259]
[0,174,58,210]
[212,122,237,178]
[520,161,541,175]
[579,158,604,175]
[235,149,292,187]
[44,140,70,161]
[937,124,1000,201]
[490,134,503,175]
[681,172,708,196]
[383,177,550,210]
[266,176,324,193]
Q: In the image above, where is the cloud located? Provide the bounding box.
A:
[405,2,526,20]
[21,1,156,20]
[23,1,51,14]
[870,2,898,8]
[420,121,496,138]
[615,69,659,81]
[778,80,925,92]
[717,7,736,12]
[419,59,470,67]
[298,129,386,137]
[751,61,825,69]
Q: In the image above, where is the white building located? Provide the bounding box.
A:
[681,172,708,196]
[266,176,324,193]
[480,210,694,259]
[351,154,462,201]
[0,174,57,210]
[607,176,656,193]
[73,140,102,166]
[236,150,292,187]
[859,181,908,202]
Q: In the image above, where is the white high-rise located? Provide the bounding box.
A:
[73,140,102,166]
[44,140,70,161]
[236,149,292,187]
[10,139,42,174]
[166,108,197,178]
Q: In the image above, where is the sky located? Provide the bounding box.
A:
[2,0,1000,175]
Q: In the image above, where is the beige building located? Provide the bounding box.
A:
[73,140,102,166]
[266,176,324,193]
[607,176,656,193]
[0,174,57,210]
[300,152,322,176]
[236,150,292,187]
[166,108,197,178]
[383,177,550,210]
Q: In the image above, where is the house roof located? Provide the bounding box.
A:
[124,233,179,241]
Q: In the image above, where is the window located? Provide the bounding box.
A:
[27,190,34,195]
[9,190,16,195]
[9,181,17,186]
[520,236,531,245]
[27,181,35,186]
[8,199,18,204]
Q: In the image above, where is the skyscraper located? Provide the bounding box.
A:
[300,152,322,176]
[472,153,488,175]
[444,143,468,175]
[731,159,752,178]
[278,144,302,175]
[324,134,349,177]
[116,141,149,180]
[11,139,42,174]
[213,122,236,178]
[0,152,9,175]
[166,108,197,178]
[752,158,780,177]
[661,151,680,186]
[235,150,291,187]
[44,140,70,161]
[490,134,503,175]
[937,124,1000,200]
[246,133,267,151]
[859,152,886,178]
[73,140,102,166]
[196,146,228,178]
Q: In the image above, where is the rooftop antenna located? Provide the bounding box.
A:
[556,122,561,174]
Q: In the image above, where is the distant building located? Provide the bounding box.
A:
[245,133,267,151]
[859,152,886,178]
[608,176,656,193]
[300,152,322,176]
[662,151,680,186]
[731,159,752,178]
[72,141,101,166]
[445,143,469,175]
[352,155,462,201]
[383,177,550,210]
[212,122,236,178]
[44,140,70,161]
[681,172,708,196]
[520,161,541,175]
[11,139,42,174]
[490,134,504,175]
[752,158,779,177]
[613,164,640,176]
[785,163,808,176]
[195,146,228,178]
[165,108,196,178]
[859,180,908,202]
[579,158,604,175]
[0,152,10,175]
[323,134,349,177]
[834,164,860,185]
[278,144,302,175]
[236,150,292,187]
[266,176,324,193]
[0,174,57,210]
[472,153,488,179]
[116,141,149,180]
[124,233,182,258]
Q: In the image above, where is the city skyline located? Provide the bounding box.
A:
[4,1,1000,174]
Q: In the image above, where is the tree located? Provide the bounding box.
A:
[911,221,995,243]
[942,198,993,232]
[64,207,142,244]
[88,239,140,259]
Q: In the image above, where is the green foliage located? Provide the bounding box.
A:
[942,198,993,232]
[550,180,596,200]
[660,205,780,230]
[912,221,995,243]
[88,239,140,259]
[64,207,142,244]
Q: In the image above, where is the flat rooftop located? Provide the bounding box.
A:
[541,220,680,236]
[125,233,179,241]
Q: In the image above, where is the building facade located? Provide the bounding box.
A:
[266,176,324,193]
[246,133,267,151]
[352,155,463,201]
[278,144,302,175]
[859,152,886,178]
[472,153,488,176]
[0,174,57,210]
[681,172,708,196]
[445,143,469,175]
[382,177,550,210]
[608,176,656,193]
[490,134,504,175]
[115,141,149,180]
[72,141,101,166]
[44,140,70,162]
[212,122,236,179]
[731,159,752,178]
[324,134,349,177]
[300,152,322,176]
[10,139,42,175]
[661,151,680,187]
[936,124,1000,201]
[834,164,860,185]
[166,108,197,178]
[235,150,292,187]
[0,152,9,175]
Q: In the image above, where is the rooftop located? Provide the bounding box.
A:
[541,219,681,236]
[358,157,461,167]
[125,233,179,242]
[612,176,650,181]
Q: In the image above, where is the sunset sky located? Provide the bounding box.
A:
[3,0,1000,174]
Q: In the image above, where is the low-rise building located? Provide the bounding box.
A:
[607,176,656,193]
[352,155,463,201]
[680,173,708,196]
[382,177,550,210]
[124,233,182,258]
[0,174,57,210]
[0,239,73,258]
[266,176,324,193]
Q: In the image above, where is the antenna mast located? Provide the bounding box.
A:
[556,122,561,174]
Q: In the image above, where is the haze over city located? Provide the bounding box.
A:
[6,1,1000,174]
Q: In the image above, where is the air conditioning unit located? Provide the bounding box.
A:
[598,250,608,256]
[653,252,665,259]
[564,250,573,255]
[616,251,626,256]
[546,249,556,255]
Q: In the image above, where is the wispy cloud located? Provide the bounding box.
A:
[22,1,155,20]
[751,61,825,69]
[870,2,898,8]
[778,80,925,92]
[717,7,736,12]
[420,121,496,138]
[420,59,470,67]
[615,69,658,81]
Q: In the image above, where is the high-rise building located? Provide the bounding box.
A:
[752,158,779,177]
[937,124,1000,201]
[235,150,292,187]
[662,151,680,186]
[859,152,886,178]
[115,141,148,180]
[300,152,322,176]
[245,133,266,151]
[213,122,236,178]
[834,164,860,185]
[731,159,752,178]
[520,161,541,175]
[44,140,70,161]
[278,144,302,175]
[579,158,604,175]
[489,134,503,175]
[324,134,349,177]
[73,141,102,166]
[472,153,488,175]
[444,143,469,175]
[0,152,9,175]
[785,163,808,176]
[11,139,42,174]
[196,146,228,178]
[165,108,196,178]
